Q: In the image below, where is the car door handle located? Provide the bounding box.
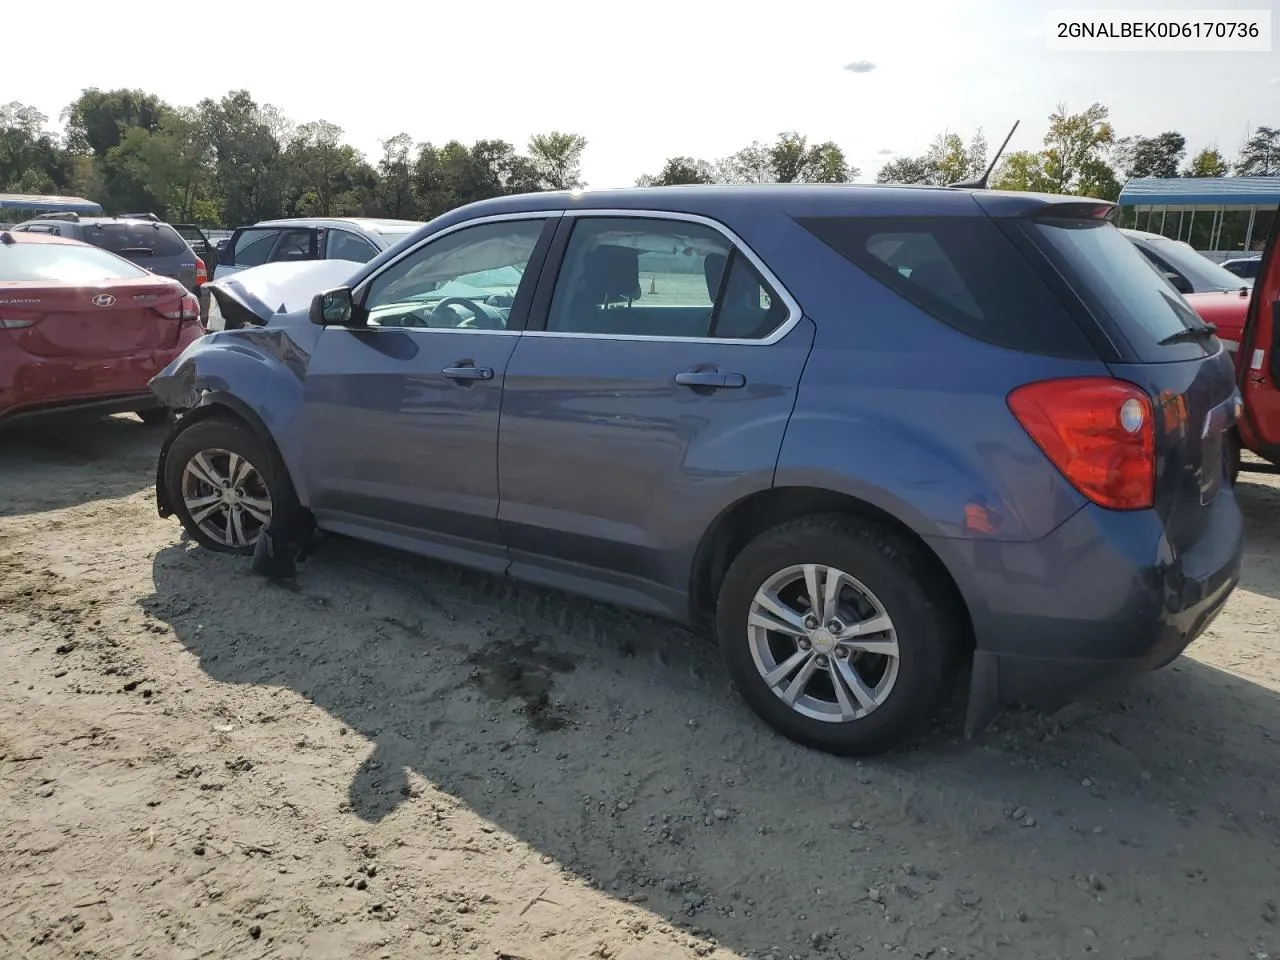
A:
[442,364,494,381]
[674,370,746,389]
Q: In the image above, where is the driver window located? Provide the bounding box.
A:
[363,218,546,330]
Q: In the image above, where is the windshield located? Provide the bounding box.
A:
[0,243,151,282]
[1032,220,1214,361]
[1139,235,1251,292]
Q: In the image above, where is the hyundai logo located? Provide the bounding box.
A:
[91,294,116,307]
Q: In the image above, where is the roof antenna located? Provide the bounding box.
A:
[948,120,1019,190]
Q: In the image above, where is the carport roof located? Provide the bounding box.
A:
[1118,176,1280,207]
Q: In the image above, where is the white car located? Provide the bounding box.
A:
[212,217,424,282]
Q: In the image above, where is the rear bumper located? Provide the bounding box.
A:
[0,325,203,422]
[926,492,1244,733]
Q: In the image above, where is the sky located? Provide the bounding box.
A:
[7,0,1279,186]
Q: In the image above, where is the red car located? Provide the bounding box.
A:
[0,229,204,424]
[1162,227,1280,482]
[1235,212,1280,479]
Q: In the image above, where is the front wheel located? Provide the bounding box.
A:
[716,516,960,756]
[162,416,299,554]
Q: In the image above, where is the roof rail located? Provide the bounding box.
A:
[119,212,162,223]
[37,211,80,222]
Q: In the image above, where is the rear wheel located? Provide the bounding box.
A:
[163,417,299,554]
[716,516,959,755]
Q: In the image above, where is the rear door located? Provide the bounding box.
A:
[496,212,813,616]
[214,227,282,281]
[1236,203,1280,460]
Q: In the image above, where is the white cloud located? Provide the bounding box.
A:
[877,148,895,155]
[843,60,877,74]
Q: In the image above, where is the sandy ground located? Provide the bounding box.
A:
[2,415,1278,960]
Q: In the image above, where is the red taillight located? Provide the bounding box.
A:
[194,257,207,286]
[161,293,201,322]
[1007,377,1155,511]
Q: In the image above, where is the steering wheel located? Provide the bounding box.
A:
[430,296,504,330]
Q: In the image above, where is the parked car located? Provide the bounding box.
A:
[0,229,203,424]
[212,217,425,282]
[1220,255,1262,282]
[149,186,1244,756]
[11,213,207,294]
[1123,228,1253,292]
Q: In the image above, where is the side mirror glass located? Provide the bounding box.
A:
[311,287,355,326]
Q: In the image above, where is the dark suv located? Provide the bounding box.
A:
[150,185,1245,755]
[12,213,204,293]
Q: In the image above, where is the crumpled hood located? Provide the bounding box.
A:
[206,259,362,327]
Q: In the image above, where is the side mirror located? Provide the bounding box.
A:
[1164,271,1193,295]
[311,287,355,326]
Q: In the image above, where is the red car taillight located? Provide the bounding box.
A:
[194,257,207,286]
[161,293,201,322]
[1007,377,1155,511]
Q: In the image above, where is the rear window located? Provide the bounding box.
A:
[83,222,190,258]
[0,243,151,282]
[797,215,1095,357]
[1031,220,1214,362]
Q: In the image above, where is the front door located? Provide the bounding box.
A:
[497,213,814,616]
[297,215,555,572]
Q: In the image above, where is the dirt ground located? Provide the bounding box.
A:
[2,416,1277,960]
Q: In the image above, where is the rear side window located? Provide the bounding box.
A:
[0,243,150,282]
[797,215,1096,358]
[1030,221,1213,363]
[84,223,190,258]
[231,229,280,267]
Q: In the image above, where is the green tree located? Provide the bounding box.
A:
[1235,126,1280,176]
[636,156,716,186]
[412,139,544,218]
[875,130,987,185]
[198,91,289,225]
[0,102,72,194]
[717,131,858,183]
[527,131,587,190]
[62,88,170,158]
[1113,131,1186,180]
[103,109,213,220]
[375,133,418,218]
[1184,146,1229,178]
[286,120,367,217]
[992,103,1119,199]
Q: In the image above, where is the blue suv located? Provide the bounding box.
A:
[150,185,1244,755]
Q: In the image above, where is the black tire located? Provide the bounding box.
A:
[137,407,173,426]
[162,416,300,555]
[715,515,960,756]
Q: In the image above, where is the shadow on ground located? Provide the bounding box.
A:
[1236,475,1280,600]
[141,525,1280,958]
[0,414,163,517]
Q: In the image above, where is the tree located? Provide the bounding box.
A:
[1184,146,1229,178]
[375,133,418,218]
[527,131,587,190]
[1041,102,1117,196]
[0,102,72,194]
[992,103,1120,200]
[1113,131,1186,180]
[717,131,858,184]
[411,139,545,218]
[103,109,214,220]
[62,88,170,158]
[1235,126,1280,176]
[198,91,289,225]
[875,130,987,185]
[287,120,366,217]
[636,156,716,186]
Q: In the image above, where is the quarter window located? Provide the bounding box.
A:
[544,216,788,340]
[362,218,546,330]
